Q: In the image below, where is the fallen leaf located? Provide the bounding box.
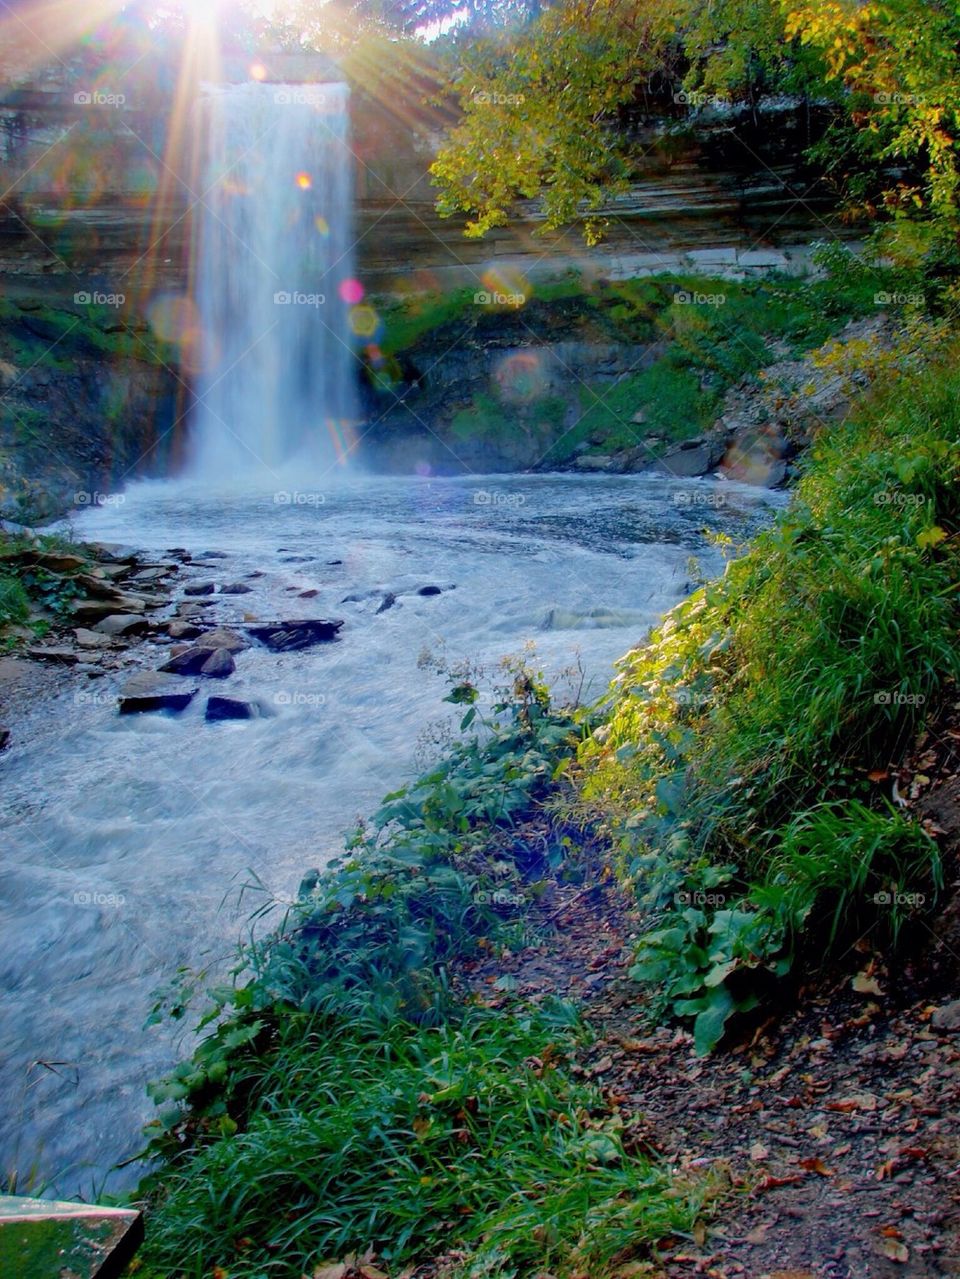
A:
[750,1141,770,1161]
[799,1156,834,1176]
[827,1092,878,1113]
[312,1267,348,1279]
[744,1223,769,1244]
[754,1173,804,1193]
[881,1239,910,1263]
[852,973,884,996]
[618,1037,657,1053]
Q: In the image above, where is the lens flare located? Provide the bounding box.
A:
[349,304,379,338]
[339,278,364,305]
[295,171,312,190]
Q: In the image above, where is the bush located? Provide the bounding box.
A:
[578,335,960,1049]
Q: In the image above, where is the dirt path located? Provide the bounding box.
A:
[459,854,960,1278]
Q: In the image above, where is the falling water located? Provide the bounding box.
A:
[191,82,357,476]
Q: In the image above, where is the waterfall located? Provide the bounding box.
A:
[190,81,357,478]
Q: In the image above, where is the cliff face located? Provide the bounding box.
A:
[0,299,180,522]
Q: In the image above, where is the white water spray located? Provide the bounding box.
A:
[191,82,357,476]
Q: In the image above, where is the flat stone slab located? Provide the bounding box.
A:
[71,597,147,623]
[25,646,80,664]
[686,247,738,266]
[246,619,344,651]
[119,671,197,714]
[93,614,150,637]
[73,627,113,649]
[0,1195,143,1279]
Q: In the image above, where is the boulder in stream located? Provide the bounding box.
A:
[183,581,216,596]
[119,672,197,714]
[205,695,262,722]
[195,627,249,653]
[246,619,344,651]
[160,645,236,678]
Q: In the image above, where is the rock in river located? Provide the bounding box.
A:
[119,672,197,714]
[160,645,236,678]
[183,581,216,596]
[246,619,344,651]
[205,695,262,722]
[195,627,249,653]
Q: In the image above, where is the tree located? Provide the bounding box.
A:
[783,0,960,226]
[429,0,960,240]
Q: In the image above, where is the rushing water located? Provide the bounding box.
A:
[191,82,356,475]
[0,472,784,1198]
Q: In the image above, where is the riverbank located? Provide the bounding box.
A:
[124,320,960,1276]
[0,253,919,522]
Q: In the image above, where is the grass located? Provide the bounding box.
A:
[377,248,913,464]
[137,1007,704,1279]
[576,323,960,1050]
[133,666,713,1277]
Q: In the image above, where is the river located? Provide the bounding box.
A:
[0,470,782,1198]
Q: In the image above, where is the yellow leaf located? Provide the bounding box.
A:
[916,525,947,550]
[881,1238,910,1263]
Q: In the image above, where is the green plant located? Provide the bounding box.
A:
[580,333,960,1049]
[138,1006,704,1279]
[0,573,29,627]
